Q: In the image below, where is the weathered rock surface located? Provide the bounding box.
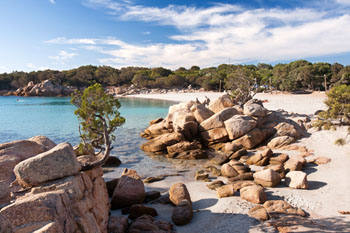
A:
[0,214,12,233]
[285,171,308,189]
[208,94,234,113]
[217,184,235,198]
[0,167,109,233]
[207,180,225,190]
[128,204,158,219]
[284,157,304,171]
[172,199,193,226]
[243,102,268,117]
[191,103,214,123]
[200,107,239,131]
[248,205,269,221]
[108,215,128,233]
[141,133,183,152]
[253,169,281,187]
[224,115,257,140]
[246,148,272,166]
[14,143,81,187]
[0,136,56,205]
[240,185,267,204]
[169,183,191,206]
[13,80,75,97]
[221,160,249,178]
[267,136,295,149]
[128,215,173,233]
[263,200,306,217]
[111,169,145,209]
[232,128,274,149]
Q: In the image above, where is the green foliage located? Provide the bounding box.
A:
[0,61,349,92]
[321,85,350,124]
[71,83,125,155]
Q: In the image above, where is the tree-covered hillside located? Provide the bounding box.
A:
[1,60,349,92]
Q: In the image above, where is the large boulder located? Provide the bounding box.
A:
[14,143,81,187]
[216,184,235,198]
[141,133,183,153]
[190,103,214,123]
[232,128,274,149]
[169,183,191,206]
[208,94,234,113]
[274,122,302,139]
[200,127,229,144]
[111,169,145,209]
[0,167,109,233]
[224,115,257,140]
[221,160,249,178]
[0,214,12,233]
[142,120,169,139]
[240,185,267,204]
[285,171,308,189]
[172,199,193,226]
[253,169,281,187]
[166,141,201,156]
[243,102,268,117]
[200,107,239,131]
[172,110,198,140]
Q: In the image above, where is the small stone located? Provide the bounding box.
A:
[103,156,121,167]
[108,215,128,233]
[285,171,308,189]
[169,183,191,206]
[172,199,193,226]
[195,171,209,181]
[128,204,158,219]
[207,180,225,190]
[240,185,267,204]
[217,184,235,198]
[253,169,281,187]
[145,191,161,202]
[248,205,270,221]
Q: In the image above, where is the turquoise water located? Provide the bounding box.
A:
[0,96,186,177]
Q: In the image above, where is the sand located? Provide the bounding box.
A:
[127,91,327,115]
[115,91,350,232]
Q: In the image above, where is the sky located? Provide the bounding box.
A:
[1,0,350,73]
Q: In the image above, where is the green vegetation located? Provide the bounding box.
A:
[1,60,350,92]
[71,83,125,170]
[315,84,350,144]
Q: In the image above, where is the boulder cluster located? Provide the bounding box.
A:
[141,95,332,222]
[4,80,75,97]
[140,94,308,159]
[0,137,177,233]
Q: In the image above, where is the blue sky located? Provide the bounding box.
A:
[1,0,350,72]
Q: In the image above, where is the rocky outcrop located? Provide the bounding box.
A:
[10,80,75,97]
[14,143,81,187]
[169,183,193,225]
[0,167,109,233]
[0,136,56,206]
[141,96,306,162]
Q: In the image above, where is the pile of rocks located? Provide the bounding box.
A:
[140,94,307,159]
[107,168,193,231]
[5,80,76,97]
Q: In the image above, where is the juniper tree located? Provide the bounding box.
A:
[71,83,125,170]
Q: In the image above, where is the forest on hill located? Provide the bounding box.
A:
[0,60,349,92]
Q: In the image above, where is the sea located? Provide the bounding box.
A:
[0,96,196,179]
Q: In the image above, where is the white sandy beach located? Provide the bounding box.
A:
[128,91,327,115]
[119,91,350,232]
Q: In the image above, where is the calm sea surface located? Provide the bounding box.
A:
[0,96,192,178]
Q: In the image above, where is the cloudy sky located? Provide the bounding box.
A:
[1,0,350,72]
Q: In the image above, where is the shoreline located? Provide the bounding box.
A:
[122,91,328,115]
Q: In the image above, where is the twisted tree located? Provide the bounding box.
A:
[71,83,125,170]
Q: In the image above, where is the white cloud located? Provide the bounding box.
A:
[49,0,56,4]
[47,3,350,68]
[49,50,77,62]
[336,0,350,5]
